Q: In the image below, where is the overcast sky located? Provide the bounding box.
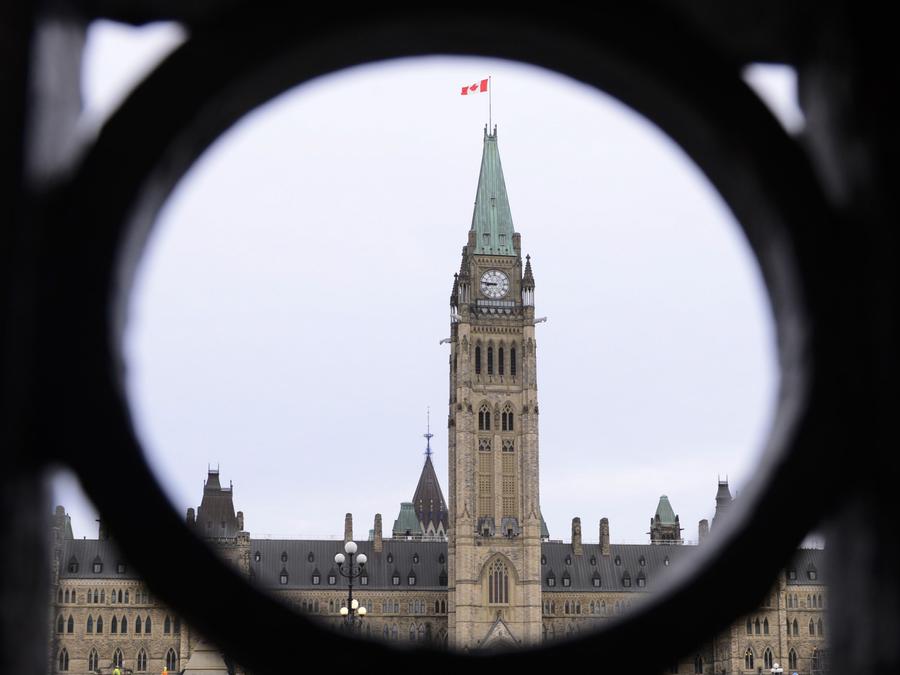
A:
[53,21,806,549]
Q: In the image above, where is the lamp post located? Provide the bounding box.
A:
[334,540,367,630]
[770,663,783,675]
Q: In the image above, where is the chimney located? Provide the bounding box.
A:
[186,507,195,526]
[599,518,610,557]
[98,518,109,541]
[571,517,583,556]
[237,511,244,532]
[344,513,353,543]
[699,519,709,543]
[373,514,383,552]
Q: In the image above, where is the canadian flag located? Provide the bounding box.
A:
[461,79,489,95]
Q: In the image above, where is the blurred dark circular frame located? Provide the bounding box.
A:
[50,7,836,673]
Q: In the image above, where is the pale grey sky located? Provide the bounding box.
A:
[53,21,806,547]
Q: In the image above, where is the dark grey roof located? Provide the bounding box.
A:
[785,548,826,585]
[541,543,694,593]
[57,539,140,580]
[249,539,448,590]
[192,469,240,539]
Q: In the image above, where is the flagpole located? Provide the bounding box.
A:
[488,75,492,131]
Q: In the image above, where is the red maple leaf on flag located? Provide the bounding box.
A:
[461,79,489,95]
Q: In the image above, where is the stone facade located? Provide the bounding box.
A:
[48,128,828,673]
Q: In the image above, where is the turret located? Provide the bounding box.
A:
[712,478,733,529]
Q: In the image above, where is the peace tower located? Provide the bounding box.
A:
[447,126,545,649]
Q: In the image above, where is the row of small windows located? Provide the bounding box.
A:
[57,648,178,673]
[785,592,825,609]
[474,345,517,377]
[58,588,151,605]
[57,613,179,635]
[545,571,644,588]
[65,557,129,575]
[786,565,818,581]
[282,569,446,587]
[380,623,439,642]
[261,550,444,565]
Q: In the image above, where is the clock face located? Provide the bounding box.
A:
[480,270,510,299]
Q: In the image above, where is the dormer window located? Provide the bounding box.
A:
[281,551,288,563]
[392,572,401,586]
[590,556,597,566]
[328,574,336,585]
[546,572,556,587]
[639,556,646,567]
[562,575,571,588]
[116,562,126,574]
[413,553,419,564]
[67,557,78,574]
[387,553,393,564]
[408,573,417,586]
[788,569,797,580]
[307,552,314,563]
[807,565,818,581]
[360,574,368,586]
[664,556,670,566]
[592,574,601,588]
[92,558,103,574]
[438,553,445,564]
[614,556,621,566]
[541,554,547,565]
[622,573,632,588]
[637,574,647,588]
[279,569,288,585]
[254,551,261,563]
[312,571,320,585]
[564,555,572,566]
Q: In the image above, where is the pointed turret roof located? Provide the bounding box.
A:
[654,495,677,525]
[471,126,516,255]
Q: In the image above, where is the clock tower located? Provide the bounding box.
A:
[447,126,544,649]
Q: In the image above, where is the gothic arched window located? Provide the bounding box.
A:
[812,649,821,671]
[164,615,171,634]
[763,617,769,634]
[56,614,64,633]
[744,648,754,670]
[510,347,517,376]
[111,615,118,634]
[66,615,73,633]
[745,618,751,634]
[488,558,509,604]
[136,615,142,634]
[818,618,824,636]
[58,648,69,672]
[502,403,514,431]
[475,345,482,374]
[498,346,505,375]
[478,404,491,431]
[96,615,103,633]
[166,649,178,672]
[764,647,774,669]
[809,618,815,635]
[88,649,99,672]
[789,648,798,670]
[694,655,703,674]
[86,615,93,633]
[754,618,761,634]
[112,649,123,669]
[137,649,148,672]
[793,619,799,635]
[487,345,494,374]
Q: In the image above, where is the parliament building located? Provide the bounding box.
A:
[48,128,828,674]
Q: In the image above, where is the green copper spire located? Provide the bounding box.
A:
[655,495,677,525]
[470,126,516,256]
